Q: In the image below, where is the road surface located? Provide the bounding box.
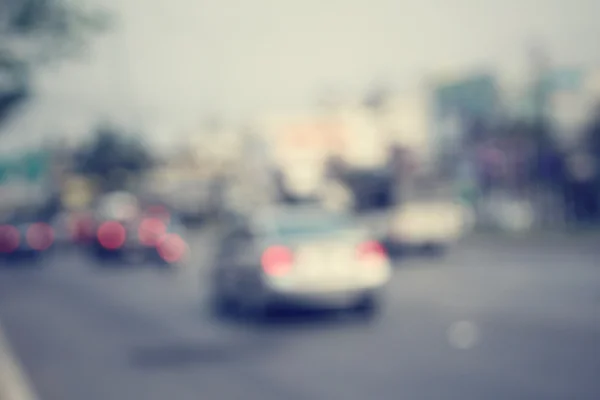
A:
[0,229,599,400]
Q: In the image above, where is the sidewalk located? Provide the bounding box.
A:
[0,324,38,400]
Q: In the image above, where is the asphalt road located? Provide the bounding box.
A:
[0,229,599,400]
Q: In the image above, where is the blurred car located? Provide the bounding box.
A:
[373,200,468,256]
[88,192,189,267]
[159,179,217,224]
[0,208,55,262]
[210,206,391,319]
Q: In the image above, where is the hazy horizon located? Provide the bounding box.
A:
[2,0,600,152]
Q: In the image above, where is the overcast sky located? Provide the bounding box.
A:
[4,0,600,151]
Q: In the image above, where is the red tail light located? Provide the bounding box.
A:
[26,223,54,251]
[97,221,126,250]
[157,233,186,263]
[0,225,20,253]
[356,241,386,262]
[138,218,167,247]
[261,246,293,276]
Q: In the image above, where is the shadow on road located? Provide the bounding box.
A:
[130,306,379,371]
[129,334,277,370]
[0,254,47,270]
[205,302,382,333]
[131,343,252,369]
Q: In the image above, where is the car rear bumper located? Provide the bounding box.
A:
[263,280,386,309]
[268,290,377,309]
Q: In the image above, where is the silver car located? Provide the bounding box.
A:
[210,207,391,319]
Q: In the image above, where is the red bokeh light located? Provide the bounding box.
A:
[26,223,54,251]
[138,218,167,247]
[157,234,186,263]
[97,221,126,250]
[0,225,20,253]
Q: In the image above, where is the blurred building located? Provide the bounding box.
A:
[428,73,502,176]
[253,111,334,198]
[377,89,434,173]
[547,68,590,147]
[500,67,598,148]
[432,73,501,125]
[430,73,502,161]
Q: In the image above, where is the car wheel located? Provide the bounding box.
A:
[351,294,381,321]
[422,243,447,257]
[238,283,272,322]
[210,268,241,316]
[93,246,109,261]
[210,287,239,317]
[25,252,45,267]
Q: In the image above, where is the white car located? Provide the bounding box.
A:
[210,206,392,319]
[382,201,469,255]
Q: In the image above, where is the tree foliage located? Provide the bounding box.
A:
[0,0,112,125]
[74,125,153,190]
[1,0,112,62]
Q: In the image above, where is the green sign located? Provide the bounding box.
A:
[542,68,583,92]
[512,68,584,121]
[0,151,49,184]
[22,152,48,182]
[434,74,499,120]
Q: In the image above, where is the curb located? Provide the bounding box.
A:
[0,324,38,400]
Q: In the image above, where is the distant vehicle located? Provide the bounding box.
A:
[87,192,189,267]
[155,178,220,224]
[372,200,468,256]
[0,208,55,262]
[210,206,391,319]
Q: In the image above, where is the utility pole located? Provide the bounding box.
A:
[529,43,550,134]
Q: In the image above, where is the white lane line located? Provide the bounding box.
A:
[0,323,39,400]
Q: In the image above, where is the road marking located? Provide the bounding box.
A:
[0,323,39,400]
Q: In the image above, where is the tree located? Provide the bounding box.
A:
[0,0,112,127]
[74,124,153,191]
